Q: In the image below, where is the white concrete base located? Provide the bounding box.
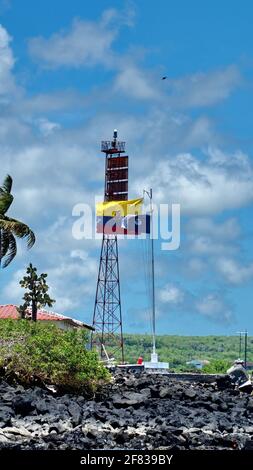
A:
[144,361,169,369]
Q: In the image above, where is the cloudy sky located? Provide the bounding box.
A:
[1,0,253,336]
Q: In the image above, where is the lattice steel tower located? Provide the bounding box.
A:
[91,130,128,363]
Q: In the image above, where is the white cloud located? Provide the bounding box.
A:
[195,293,233,324]
[113,63,240,105]
[0,116,31,142]
[28,6,136,70]
[182,116,214,147]
[184,258,206,276]
[137,148,253,215]
[22,90,88,114]
[28,15,118,69]
[2,268,24,302]
[0,24,16,96]
[216,258,253,285]
[185,217,241,255]
[36,118,61,136]
[158,283,185,304]
[189,217,241,240]
[114,65,160,100]
[157,282,234,324]
[70,249,89,261]
[0,139,100,219]
[168,65,241,108]
[189,236,230,255]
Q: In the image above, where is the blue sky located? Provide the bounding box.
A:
[1,0,253,336]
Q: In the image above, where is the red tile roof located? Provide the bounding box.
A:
[0,305,94,330]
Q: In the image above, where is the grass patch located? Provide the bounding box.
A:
[0,319,110,394]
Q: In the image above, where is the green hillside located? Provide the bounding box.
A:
[120,334,253,371]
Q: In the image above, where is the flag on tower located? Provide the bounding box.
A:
[96,198,150,235]
[96,198,143,216]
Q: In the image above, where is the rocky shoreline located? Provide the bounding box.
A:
[1,372,253,450]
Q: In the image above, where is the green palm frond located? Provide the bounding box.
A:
[0,230,10,258]
[1,232,17,268]
[0,217,35,249]
[0,175,13,194]
[0,175,35,268]
[0,192,13,215]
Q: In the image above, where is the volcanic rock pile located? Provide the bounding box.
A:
[1,372,253,450]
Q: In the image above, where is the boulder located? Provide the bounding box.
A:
[244,426,253,434]
[247,398,253,412]
[218,418,233,432]
[184,388,197,399]
[34,399,51,415]
[159,386,172,398]
[216,375,232,390]
[218,402,228,412]
[0,407,13,428]
[0,433,10,444]
[12,395,35,417]
[2,426,32,438]
[112,390,150,408]
[68,402,82,426]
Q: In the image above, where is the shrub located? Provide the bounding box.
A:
[202,359,232,374]
[0,319,110,394]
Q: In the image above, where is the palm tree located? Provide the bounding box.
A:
[0,175,35,268]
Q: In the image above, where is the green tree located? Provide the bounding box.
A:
[18,264,55,322]
[0,175,35,268]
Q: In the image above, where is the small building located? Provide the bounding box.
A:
[186,359,210,370]
[0,304,94,331]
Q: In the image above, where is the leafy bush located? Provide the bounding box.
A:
[0,319,110,394]
[202,359,232,374]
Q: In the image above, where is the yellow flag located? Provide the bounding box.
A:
[96,198,143,217]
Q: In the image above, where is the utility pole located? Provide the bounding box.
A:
[236,330,248,368]
[239,331,242,358]
[244,330,248,369]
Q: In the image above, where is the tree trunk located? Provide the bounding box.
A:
[32,298,37,322]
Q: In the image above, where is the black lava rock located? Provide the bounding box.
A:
[0,373,253,450]
[12,395,35,417]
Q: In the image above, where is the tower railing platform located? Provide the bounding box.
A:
[101,141,126,153]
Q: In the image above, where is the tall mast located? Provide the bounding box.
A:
[143,188,169,370]
[150,188,156,357]
[144,188,158,362]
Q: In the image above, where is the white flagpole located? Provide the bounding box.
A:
[144,188,157,362]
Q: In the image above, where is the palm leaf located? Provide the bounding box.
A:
[0,175,35,268]
[0,175,13,194]
[0,230,11,258]
[0,217,35,249]
[0,192,13,215]
[1,232,17,268]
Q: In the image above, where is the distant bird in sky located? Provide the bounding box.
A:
[161,76,167,80]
